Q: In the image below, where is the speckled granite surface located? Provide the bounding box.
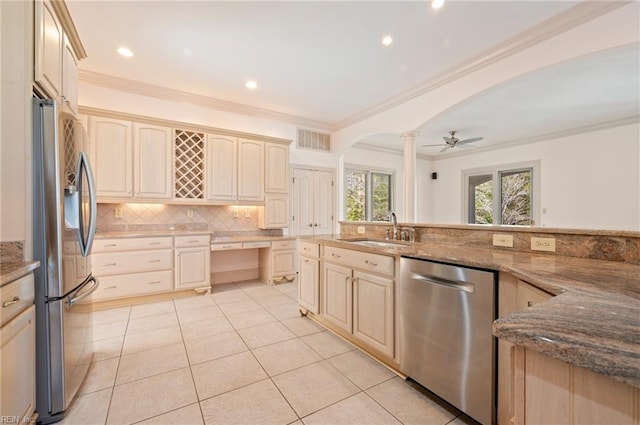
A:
[0,261,40,286]
[304,234,640,388]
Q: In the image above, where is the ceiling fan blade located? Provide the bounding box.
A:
[439,146,452,153]
[443,136,454,144]
[422,144,446,147]
[458,137,483,145]
[458,143,477,149]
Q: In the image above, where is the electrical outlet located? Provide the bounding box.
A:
[186,209,194,218]
[357,226,365,234]
[245,210,251,218]
[531,237,556,252]
[114,208,123,218]
[232,209,239,218]
[493,234,513,247]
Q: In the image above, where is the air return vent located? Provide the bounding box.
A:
[297,128,331,152]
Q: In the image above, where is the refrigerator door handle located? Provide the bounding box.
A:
[77,151,97,257]
[66,275,99,306]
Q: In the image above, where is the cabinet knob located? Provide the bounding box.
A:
[314,223,318,227]
[308,224,313,227]
[527,301,534,307]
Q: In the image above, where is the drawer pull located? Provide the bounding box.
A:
[148,259,161,263]
[188,240,200,243]
[103,243,117,248]
[302,258,310,263]
[147,281,162,285]
[2,296,20,308]
[332,253,341,258]
[365,260,378,267]
[148,242,161,245]
[103,263,117,267]
[103,285,117,290]
[222,245,232,248]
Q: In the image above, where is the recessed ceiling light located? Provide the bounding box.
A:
[246,80,258,90]
[382,35,393,46]
[117,47,134,57]
[431,0,445,10]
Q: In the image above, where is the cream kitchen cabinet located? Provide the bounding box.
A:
[174,235,211,290]
[207,136,264,202]
[259,240,297,285]
[298,241,320,314]
[35,0,62,99]
[292,168,334,235]
[322,245,395,358]
[62,35,78,116]
[238,139,264,201]
[89,237,174,301]
[497,273,554,425]
[133,123,173,199]
[90,117,133,199]
[264,143,289,193]
[1,274,36,422]
[259,194,289,229]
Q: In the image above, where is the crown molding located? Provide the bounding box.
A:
[430,115,640,161]
[332,1,631,131]
[78,70,332,132]
[51,0,87,59]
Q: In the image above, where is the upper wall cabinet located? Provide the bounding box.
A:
[90,117,133,199]
[265,143,289,193]
[34,0,85,116]
[134,123,173,199]
[174,129,205,200]
[35,0,63,99]
[207,136,264,203]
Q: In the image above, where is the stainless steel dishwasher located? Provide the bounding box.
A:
[399,257,497,425]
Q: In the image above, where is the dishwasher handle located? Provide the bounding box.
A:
[410,272,475,293]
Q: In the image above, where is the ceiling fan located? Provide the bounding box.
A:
[423,130,483,152]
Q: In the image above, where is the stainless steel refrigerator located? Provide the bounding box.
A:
[32,98,99,424]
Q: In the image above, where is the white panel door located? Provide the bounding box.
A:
[90,117,132,198]
[238,139,264,201]
[292,168,314,235]
[207,134,237,201]
[265,143,289,193]
[313,170,334,234]
[133,123,172,199]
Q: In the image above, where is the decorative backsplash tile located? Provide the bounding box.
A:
[1,241,24,263]
[97,203,269,233]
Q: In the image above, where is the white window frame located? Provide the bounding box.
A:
[461,160,541,226]
[344,164,395,222]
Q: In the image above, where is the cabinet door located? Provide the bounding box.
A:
[175,247,211,289]
[90,117,133,198]
[323,262,352,333]
[353,271,394,357]
[1,305,36,421]
[272,249,296,276]
[207,134,237,200]
[35,0,62,99]
[313,170,334,234]
[133,123,172,199]
[265,143,289,193]
[259,194,289,229]
[298,256,319,314]
[238,139,264,201]
[62,36,78,116]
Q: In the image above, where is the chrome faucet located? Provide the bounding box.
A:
[389,212,398,240]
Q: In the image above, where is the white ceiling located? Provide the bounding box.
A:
[67,1,639,158]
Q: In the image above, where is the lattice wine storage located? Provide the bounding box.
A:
[63,119,77,187]
[174,129,205,199]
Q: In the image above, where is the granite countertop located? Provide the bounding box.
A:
[210,235,296,243]
[0,261,40,286]
[303,234,640,388]
[96,230,213,239]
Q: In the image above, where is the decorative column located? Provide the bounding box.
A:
[402,131,417,222]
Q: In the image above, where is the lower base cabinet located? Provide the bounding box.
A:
[175,247,211,289]
[352,271,394,358]
[323,262,353,333]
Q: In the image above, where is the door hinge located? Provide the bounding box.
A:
[331,180,334,187]
[292,177,296,184]
[292,215,295,222]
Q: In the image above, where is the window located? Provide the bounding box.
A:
[345,167,393,221]
[464,162,539,225]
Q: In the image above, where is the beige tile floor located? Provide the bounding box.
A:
[61,280,479,425]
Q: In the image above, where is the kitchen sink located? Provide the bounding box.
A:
[341,239,410,248]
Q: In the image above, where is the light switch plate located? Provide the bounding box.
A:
[493,234,513,247]
[531,237,556,252]
[357,226,365,234]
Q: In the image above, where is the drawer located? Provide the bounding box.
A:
[298,241,319,258]
[175,234,210,248]
[211,242,243,251]
[272,240,296,250]
[92,249,173,276]
[243,241,271,249]
[324,246,394,277]
[93,237,173,252]
[89,270,173,301]
[1,274,35,326]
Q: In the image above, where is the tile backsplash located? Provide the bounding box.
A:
[97,203,265,233]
